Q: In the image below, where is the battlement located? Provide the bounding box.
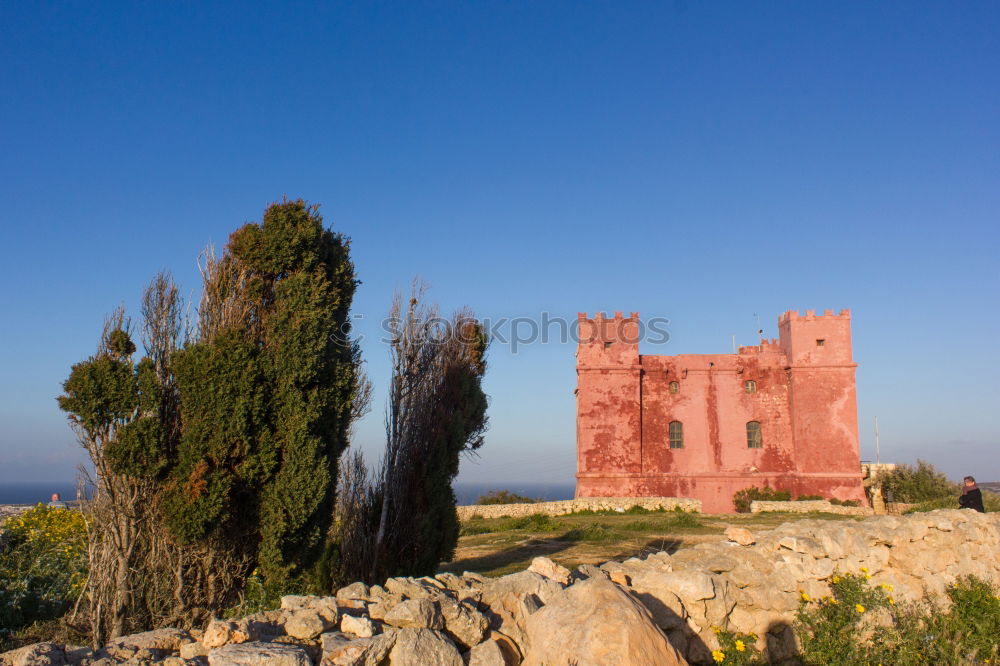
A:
[577,311,640,322]
[779,308,850,323]
[738,338,781,355]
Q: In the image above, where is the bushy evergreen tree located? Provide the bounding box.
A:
[163,199,358,590]
[59,199,359,640]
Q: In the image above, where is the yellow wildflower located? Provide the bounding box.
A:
[735,640,746,652]
[832,575,841,583]
[712,650,726,663]
[888,597,895,605]
[855,604,866,613]
[859,566,868,573]
[800,591,811,602]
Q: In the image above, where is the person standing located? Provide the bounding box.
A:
[959,476,985,512]
[46,492,68,509]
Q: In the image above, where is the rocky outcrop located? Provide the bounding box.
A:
[456,497,701,521]
[4,510,999,666]
[521,577,686,666]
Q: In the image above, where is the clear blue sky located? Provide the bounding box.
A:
[1,1,998,487]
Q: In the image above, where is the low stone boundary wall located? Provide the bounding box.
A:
[5,510,998,666]
[750,499,873,516]
[457,496,701,521]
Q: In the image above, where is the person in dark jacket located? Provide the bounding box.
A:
[959,476,985,512]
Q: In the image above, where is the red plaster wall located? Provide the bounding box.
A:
[575,309,867,513]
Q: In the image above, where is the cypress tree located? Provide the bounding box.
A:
[164,198,358,590]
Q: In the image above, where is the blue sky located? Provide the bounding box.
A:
[1,1,997,486]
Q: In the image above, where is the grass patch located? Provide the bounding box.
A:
[558,523,618,543]
[459,513,559,536]
[667,512,702,528]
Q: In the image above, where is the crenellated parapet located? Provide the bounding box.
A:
[779,308,850,323]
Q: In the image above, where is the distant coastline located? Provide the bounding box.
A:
[0,481,78,505]
[453,481,575,506]
[0,480,575,508]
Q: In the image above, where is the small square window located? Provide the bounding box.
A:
[744,380,757,394]
[668,381,679,394]
[816,339,825,347]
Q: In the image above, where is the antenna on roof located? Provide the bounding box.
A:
[731,335,736,353]
[754,312,763,339]
[874,416,881,465]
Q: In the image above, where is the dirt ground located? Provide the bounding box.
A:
[440,510,860,577]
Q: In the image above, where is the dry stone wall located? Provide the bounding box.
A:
[456,496,701,521]
[749,499,873,516]
[3,509,998,666]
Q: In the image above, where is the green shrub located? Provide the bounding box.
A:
[796,571,1000,665]
[794,494,824,501]
[879,459,959,503]
[475,490,537,505]
[711,628,764,665]
[508,513,558,531]
[667,512,702,528]
[0,506,88,636]
[906,491,1000,513]
[795,571,889,665]
[829,498,861,507]
[733,485,791,513]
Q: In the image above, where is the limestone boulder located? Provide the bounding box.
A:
[466,638,509,666]
[111,627,193,652]
[321,631,375,665]
[0,642,67,666]
[336,581,372,603]
[383,598,444,630]
[725,526,756,546]
[179,641,209,660]
[208,641,311,666]
[478,570,564,650]
[438,597,488,649]
[285,608,336,639]
[521,577,687,666]
[626,569,688,630]
[386,628,462,666]
[356,630,398,665]
[572,563,607,582]
[203,619,249,649]
[528,556,571,585]
[341,613,376,638]
[385,577,444,600]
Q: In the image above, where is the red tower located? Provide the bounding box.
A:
[575,309,866,513]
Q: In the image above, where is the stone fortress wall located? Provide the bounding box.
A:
[5,509,998,666]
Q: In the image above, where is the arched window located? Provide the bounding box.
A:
[746,421,763,449]
[744,380,757,394]
[668,381,679,394]
[669,421,683,449]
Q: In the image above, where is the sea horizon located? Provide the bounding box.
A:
[0,480,575,506]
